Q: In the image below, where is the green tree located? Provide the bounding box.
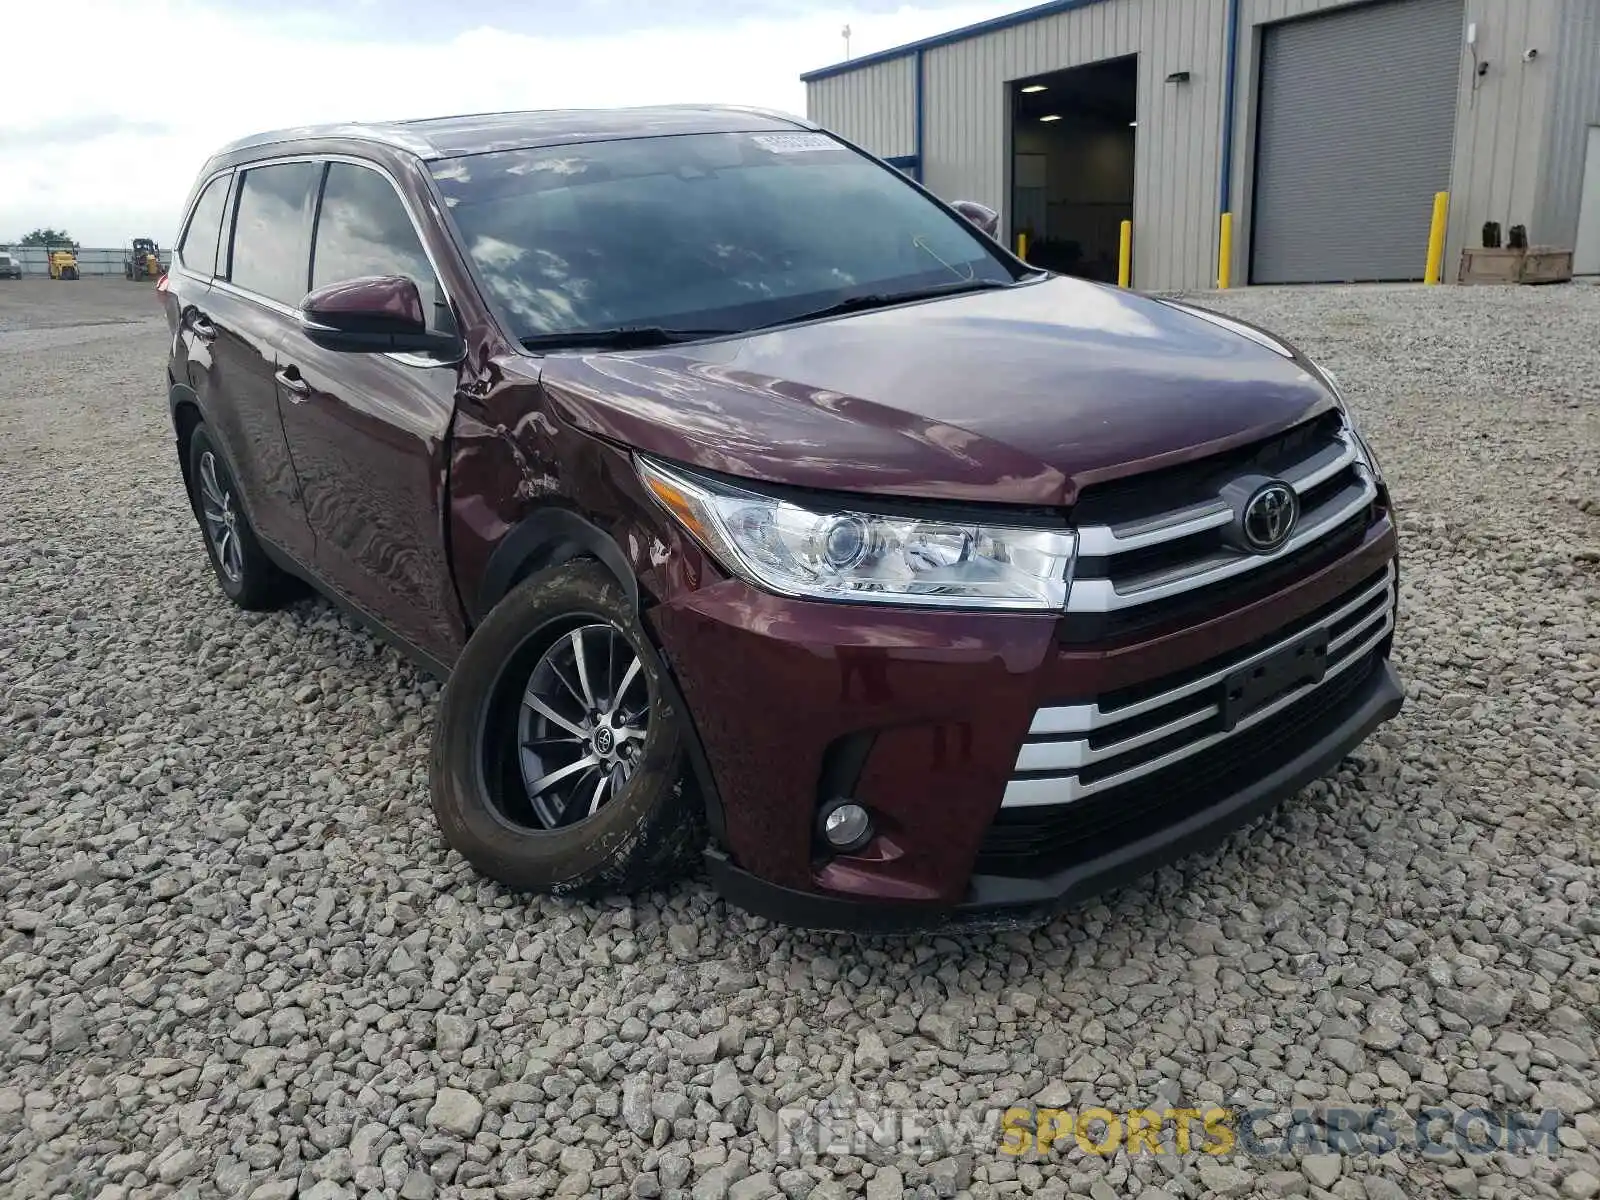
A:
[20,228,72,246]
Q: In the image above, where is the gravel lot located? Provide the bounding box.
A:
[1,277,1596,1200]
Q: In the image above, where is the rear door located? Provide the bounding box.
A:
[165,168,231,403]
[202,160,322,566]
[276,159,466,662]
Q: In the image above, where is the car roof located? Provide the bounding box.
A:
[213,104,814,162]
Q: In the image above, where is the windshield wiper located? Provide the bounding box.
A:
[519,326,731,352]
[755,277,1014,331]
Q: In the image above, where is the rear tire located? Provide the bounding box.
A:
[186,425,299,611]
[429,560,701,896]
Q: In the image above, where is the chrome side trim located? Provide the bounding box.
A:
[1066,470,1377,613]
[1029,563,1395,737]
[1002,610,1392,809]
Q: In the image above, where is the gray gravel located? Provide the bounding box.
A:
[1,277,1597,1200]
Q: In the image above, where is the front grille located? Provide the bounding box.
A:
[974,648,1380,876]
[1072,411,1346,525]
[1066,411,1378,620]
[1057,507,1373,643]
[998,561,1394,814]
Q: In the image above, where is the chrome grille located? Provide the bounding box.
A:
[1068,413,1377,614]
[1005,563,1395,810]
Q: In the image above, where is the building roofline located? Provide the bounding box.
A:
[800,0,1107,82]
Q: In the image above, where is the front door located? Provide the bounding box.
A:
[275,160,467,663]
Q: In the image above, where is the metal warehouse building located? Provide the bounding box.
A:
[803,0,1600,289]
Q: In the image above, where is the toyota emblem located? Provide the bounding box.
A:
[1241,482,1299,552]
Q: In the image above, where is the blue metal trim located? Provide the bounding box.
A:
[800,0,1111,82]
[1219,0,1241,214]
[913,48,926,183]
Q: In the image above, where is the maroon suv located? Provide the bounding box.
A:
[161,106,1401,929]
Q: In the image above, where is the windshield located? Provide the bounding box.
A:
[430,131,1020,342]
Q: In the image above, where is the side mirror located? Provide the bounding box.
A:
[950,200,1000,240]
[300,275,459,355]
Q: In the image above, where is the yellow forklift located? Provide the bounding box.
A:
[125,238,162,281]
[48,242,80,280]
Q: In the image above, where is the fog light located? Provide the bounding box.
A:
[818,800,873,854]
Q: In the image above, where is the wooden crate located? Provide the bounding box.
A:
[1519,248,1574,284]
[1458,246,1574,285]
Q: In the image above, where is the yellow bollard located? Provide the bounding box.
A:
[1218,212,1233,290]
[1118,220,1132,288]
[1424,191,1449,285]
[1016,232,1028,262]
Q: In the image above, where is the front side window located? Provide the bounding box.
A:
[430,131,1018,341]
[311,163,449,331]
[229,162,320,305]
[178,172,231,277]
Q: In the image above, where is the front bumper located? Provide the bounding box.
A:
[705,658,1402,931]
[646,513,1401,930]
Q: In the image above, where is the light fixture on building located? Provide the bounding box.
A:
[1021,84,1048,93]
[1040,114,1062,122]
[1165,70,1191,83]
[1129,120,1139,127]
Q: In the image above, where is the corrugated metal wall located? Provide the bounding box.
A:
[1231,0,1563,285]
[806,56,918,161]
[805,0,1587,289]
[1535,0,1600,246]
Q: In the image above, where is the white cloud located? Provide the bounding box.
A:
[0,0,1020,246]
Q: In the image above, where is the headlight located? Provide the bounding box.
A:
[638,458,1076,610]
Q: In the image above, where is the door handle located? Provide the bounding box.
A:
[274,367,311,401]
[190,314,217,341]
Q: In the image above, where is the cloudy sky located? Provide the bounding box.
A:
[1,0,1024,247]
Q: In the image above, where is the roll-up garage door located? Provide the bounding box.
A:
[1251,0,1463,284]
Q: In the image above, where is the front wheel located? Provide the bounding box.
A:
[429,560,701,895]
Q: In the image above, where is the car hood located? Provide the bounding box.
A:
[538,275,1338,508]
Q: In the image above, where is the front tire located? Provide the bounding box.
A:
[429,560,701,895]
[186,425,299,610]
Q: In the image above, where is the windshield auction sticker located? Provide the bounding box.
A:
[750,133,838,154]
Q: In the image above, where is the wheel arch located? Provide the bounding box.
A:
[169,383,205,496]
[471,509,727,846]
[168,385,265,534]
[471,508,639,625]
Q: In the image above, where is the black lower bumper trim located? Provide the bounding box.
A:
[704,659,1404,933]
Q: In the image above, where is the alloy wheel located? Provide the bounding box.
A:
[516,623,650,829]
[198,450,244,583]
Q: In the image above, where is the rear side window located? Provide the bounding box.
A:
[177,173,231,276]
[230,162,321,305]
[311,163,447,328]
